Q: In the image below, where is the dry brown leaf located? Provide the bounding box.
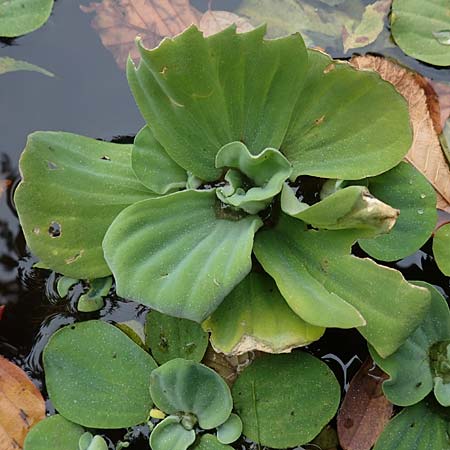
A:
[0,356,45,450]
[430,80,450,132]
[337,358,392,450]
[199,10,254,37]
[351,55,450,212]
[81,0,201,69]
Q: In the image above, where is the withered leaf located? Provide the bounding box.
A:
[81,0,201,69]
[337,358,392,450]
[351,55,450,213]
[199,10,254,37]
[0,356,45,450]
[430,80,450,132]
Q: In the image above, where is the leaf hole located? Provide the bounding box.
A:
[47,161,58,170]
[410,422,416,428]
[33,227,40,235]
[65,250,84,264]
[415,382,422,388]
[323,64,335,74]
[48,221,61,238]
[70,325,76,330]
[314,115,325,126]
[100,155,111,161]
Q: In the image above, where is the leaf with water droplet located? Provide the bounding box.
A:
[433,30,450,46]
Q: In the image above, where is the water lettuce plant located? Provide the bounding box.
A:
[15,25,436,359]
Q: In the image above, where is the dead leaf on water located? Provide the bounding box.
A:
[0,356,45,450]
[81,0,201,69]
[337,358,392,450]
[351,55,450,213]
[199,10,254,37]
[430,80,450,132]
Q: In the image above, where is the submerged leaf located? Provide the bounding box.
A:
[0,57,54,76]
[203,272,324,355]
[232,352,340,448]
[199,10,253,37]
[194,434,234,450]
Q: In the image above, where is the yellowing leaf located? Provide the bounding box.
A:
[343,0,392,52]
[199,10,253,37]
[81,0,201,69]
[0,356,45,450]
[351,55,450,213]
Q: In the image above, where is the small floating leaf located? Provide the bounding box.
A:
[149,416,196,450]
[78,432,108,450]
[216,414,243,445]
[194,434,233,450]
[232,352,340,448]
[56,276,78,298]
[77,277,112,313]
[0,57,54,76]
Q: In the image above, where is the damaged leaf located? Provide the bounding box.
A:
[80,0,201,69]
[0,356,45,449]
[337,358,393,450]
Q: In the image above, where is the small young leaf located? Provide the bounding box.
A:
[150,359,233,430]
[433,223,450,276]
[44,320,157,428]
[149,416,196,450]
[194,434,234,450]
[216,414,243,444]
[56,276,78,298]
[232,352,340,448]
[77,277,112,312]
[145,310,208,364]
[24,415,84,450]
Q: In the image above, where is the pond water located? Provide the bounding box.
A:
[1,1,450,449]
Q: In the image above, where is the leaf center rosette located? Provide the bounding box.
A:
[14,25,436,359]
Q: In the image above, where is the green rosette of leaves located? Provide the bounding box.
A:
[15,25,434,358]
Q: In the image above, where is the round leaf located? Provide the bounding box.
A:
[132,126,187,195]
[216,414,243,444]
[14,132,154,279]
[359,162,437,261]
[391,0,450,66]
[232,352,341,448]
[433,223,450,276]
[194,434,234,450]
[44,320,157,428]
[149,416,196,450]
[103,189,262,322]
[370,282,450,407]
[24,415,84,450]
[149,359,233,430]
[374,400,450,450]
[0,0,54,37]
[145,310,209,364]
[203,272,324,355]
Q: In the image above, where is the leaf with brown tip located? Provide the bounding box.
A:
[0,356,45,450]
[337,358,393,450]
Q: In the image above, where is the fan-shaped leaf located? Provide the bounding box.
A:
[194,434,233,450]
[149,416,196,450]
[216,414,243,444]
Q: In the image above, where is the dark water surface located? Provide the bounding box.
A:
[1,1,450,449]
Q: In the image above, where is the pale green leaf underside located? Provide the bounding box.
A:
[374,401,450,450]
[79,433,108,450]
[14,132,154,279]
[283,49,412,179]
[281,184,398,233]
[149,416,196,450]
[127,25,307,180]
[103,189,262,322]
[0,56,54,76]
[203,272,324,355]
[24,415,84,450]
[232,353,340,448]
[391,0,450,66]
[194,435,234,450]
[216,142,292,214]
[370,282,450,407]
[145,310,209,365]
[359,162,437,261]
[132,126,187,195]
[0,0,54,37]
[43,320,157,428]
[433,223,450,276]
[254,214,431,357]
[216,414,243,444]
[149,359,233,430]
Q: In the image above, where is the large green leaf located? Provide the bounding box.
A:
[0,0,54,37]
[232,352,340,448]
[282,49,412,180]
[132,126,187,195]
[24,415,84,450]
[391,0,450,66]
[145,310,209,364]
[433,223,450,276]
[254,214,431,357]
[359,162,437,261]
[149,359,233,430]
[149,416,196,450]
[103,189,262,322]
[127,25,308,180]
[374,400,450,450]
[215,142,292,214]
[203,272,324,355]
[14,132,154,279]
[371,282,450,407]
[43,320,157,428]
[281,184,399,233]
